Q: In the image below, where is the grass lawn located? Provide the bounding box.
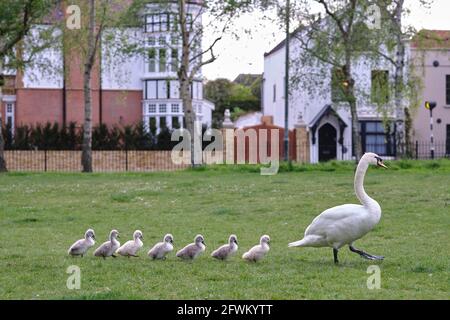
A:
[0,160,449,300]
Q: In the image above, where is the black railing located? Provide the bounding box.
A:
[2,141,449,172]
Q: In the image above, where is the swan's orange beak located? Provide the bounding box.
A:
[378,162,388,169]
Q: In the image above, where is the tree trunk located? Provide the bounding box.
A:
[393,0,406,158]
[81,0,96,173]
[0,60,7,172]
[178,0,199,167]
[344,50,362,162]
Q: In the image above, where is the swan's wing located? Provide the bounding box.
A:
[176,243,197,259]
[211,244,230,259]
[94,241,112,256]
[117,240,134,254]
[68,239,85,254]
[305,204,365,236]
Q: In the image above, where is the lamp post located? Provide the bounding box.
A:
[284,0,290,162]
[425,101,437,159]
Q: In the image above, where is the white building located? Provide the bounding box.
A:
[2,0,214,135]
[262,29,401,163]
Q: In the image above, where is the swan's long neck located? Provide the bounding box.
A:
[354,159,377,208]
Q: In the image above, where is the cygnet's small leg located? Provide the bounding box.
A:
[333,248,339,264]
[349,245,384,260]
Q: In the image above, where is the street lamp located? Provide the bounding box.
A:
[425,101,437,159]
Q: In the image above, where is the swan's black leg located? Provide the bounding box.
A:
[349,245,384,260]
[333,248,339,264]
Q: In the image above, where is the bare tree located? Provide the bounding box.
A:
[127,0,250,166]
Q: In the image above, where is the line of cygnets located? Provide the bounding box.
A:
[68,229,271,262]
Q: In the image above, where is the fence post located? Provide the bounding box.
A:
[44,150,48,172]
[415,141,418,160]
[125,149,128,172]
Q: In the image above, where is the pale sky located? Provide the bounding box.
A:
[202,0,450,81]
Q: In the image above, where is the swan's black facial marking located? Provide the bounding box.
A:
[374,156,387,168]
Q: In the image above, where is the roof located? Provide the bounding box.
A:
[309,104,347,129]
[264,26,303,58]
[411,30,450,49]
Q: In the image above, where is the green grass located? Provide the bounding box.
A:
[0,160,449,300]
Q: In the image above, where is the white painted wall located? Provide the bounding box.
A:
[22,26,63,89]
[102,28,144,90]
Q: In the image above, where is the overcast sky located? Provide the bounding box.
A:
[202,0,450,81]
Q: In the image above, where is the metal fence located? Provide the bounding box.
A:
[410,141,450,160]
[3,150,191,172]
[2,141,449,173]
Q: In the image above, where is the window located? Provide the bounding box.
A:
[371,70,389,105]
[160,14,168,32]
[153,14,160,32]
[331,67,346,102]
[159,104,167,113]
[169,14,176,32]
[149,117,157,135]
[446,75,450,105]
[186,14,193,31]
[171,49,178,72]
[172,116,180,129]
[158,35,166,46]
[360,121,395,156]
[157,80,167,98]
[171,104,180,113]
[159,49,166,72]
[192,82,198,99]
[145,13,170,33]
[170,80,180,98]
[145,81,157,99]
[145,15,153,32]
[160,116,167,129]
[148,37,155,46]
[148,48,156,72]
[273,84,276,102]
[6,103,13,113]
[148,104,156,113]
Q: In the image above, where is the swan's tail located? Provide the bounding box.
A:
[288,238,307,248]
[288,235,324,248]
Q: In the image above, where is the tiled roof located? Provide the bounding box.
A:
[411,29,450,49]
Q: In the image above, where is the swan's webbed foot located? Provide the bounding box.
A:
[349,246,384,261]
[333,248,339,264]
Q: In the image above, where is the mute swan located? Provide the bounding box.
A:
[68,229,96,257]
[176,234,206,260]
[242,235,270,262]
[116,230,143,257]
[288,152,387,264]
[211,234,238,260]
[148,233,174,260]
[94,229,120,259]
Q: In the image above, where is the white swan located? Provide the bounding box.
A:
[211,234,238,260]
[94,229,120,259]
[68,229,96,257]
[148,233,174,260]
[242,235,270,262]
[176,234,206,260]
[116,230,143,257]
[288,152,387,264]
